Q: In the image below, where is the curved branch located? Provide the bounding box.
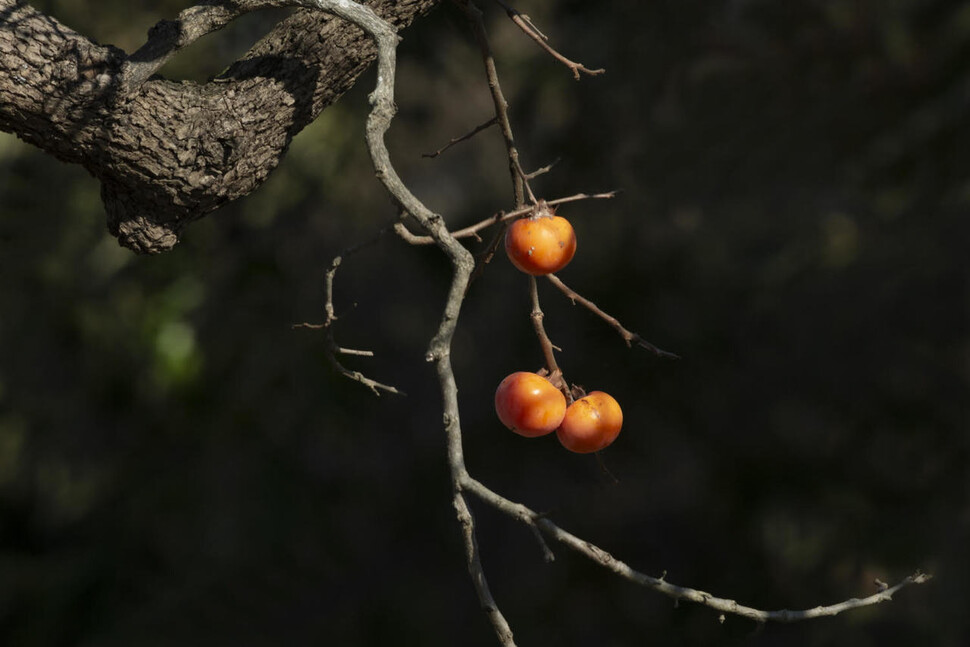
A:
[332,2,515,644]
[339,2,931,638]
[293,247,405,396]
[461,476,932,624]
[123,2,267,90]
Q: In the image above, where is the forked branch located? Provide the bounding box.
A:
[293,237,404,396]
[296,1,928,644]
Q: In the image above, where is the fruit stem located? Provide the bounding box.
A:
[528,275,572,402]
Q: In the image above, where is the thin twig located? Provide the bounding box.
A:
[546,273,679,359]
[457,0,562,290]
[293,244,404,396]
[529,523,556,562]
[469,223,509,288]
[398,191,617,246]
[456,0,527,206]
[528,275,569,399]
[492,0,605,80]
[423,116,499,158]
[523,158,560,180]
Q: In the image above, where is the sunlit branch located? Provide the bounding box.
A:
[125,0,301,90]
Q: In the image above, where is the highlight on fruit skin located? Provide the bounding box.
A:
[504,211,577,275]
[494,371,568,437]
[556,391,623,453]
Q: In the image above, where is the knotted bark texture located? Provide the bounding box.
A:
[0,0,439,252]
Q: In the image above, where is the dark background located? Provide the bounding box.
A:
[1,1,967,645]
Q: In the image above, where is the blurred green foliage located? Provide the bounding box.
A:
[1,1,967,646]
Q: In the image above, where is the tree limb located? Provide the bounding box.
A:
[0,0,440,253]
[461,476,932,625]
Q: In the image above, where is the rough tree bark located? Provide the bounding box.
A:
[0,0,440,253]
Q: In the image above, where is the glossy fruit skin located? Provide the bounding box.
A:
[505,214,577,275]
[556,391,623,453]
[495,372,567,437]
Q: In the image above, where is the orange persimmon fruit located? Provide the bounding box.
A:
[556,391,623,453]
[494,371,567,437]
[505,212,577,275]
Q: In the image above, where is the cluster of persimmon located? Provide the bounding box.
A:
[494,208,624,454]
[495,372,623,453]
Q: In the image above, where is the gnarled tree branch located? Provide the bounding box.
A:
[0,0,440,253]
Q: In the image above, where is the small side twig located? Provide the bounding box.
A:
[523,158,560,180]
[456,0,527,207]
[546,273,679,360]
[393,220,436,245]
[397,191,617,246]
[294,251,404,397]
[423,116,499,158]
[529,523,556,562]
[492,0,605,80]
[468,222,510,290]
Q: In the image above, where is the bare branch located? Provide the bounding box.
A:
[461,477,932,624]
[528,276,569,398]
[454,489,517,645]
[329,2,515,642]
[295,2,926,642]
[455,0,527,207]
[546,273,679,360]
[124,3,251,89]
[398,191,617,246]
[523,158,560,180]
[492,0,605,80]
[293,233,404,396]
[423,116,499,158]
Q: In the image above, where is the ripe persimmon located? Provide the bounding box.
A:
[505,212,577,275]
[495,371,567,437]
[556,391,623,453]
